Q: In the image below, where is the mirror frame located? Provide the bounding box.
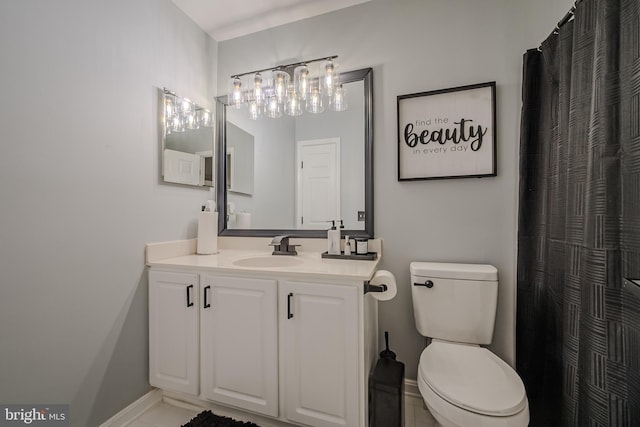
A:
[216,67,373,238]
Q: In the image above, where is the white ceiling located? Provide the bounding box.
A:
[171,0,371,41]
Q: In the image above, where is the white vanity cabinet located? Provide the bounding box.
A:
[280,280,359,427]
[148,270,199,395]
[146,245,381,427]
[200,274,278,417]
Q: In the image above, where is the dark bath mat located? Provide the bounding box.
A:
[181,410,261,427]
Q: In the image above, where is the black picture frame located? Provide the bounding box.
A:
[397,81,497,181]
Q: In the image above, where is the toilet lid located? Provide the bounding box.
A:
[419,341,527,416]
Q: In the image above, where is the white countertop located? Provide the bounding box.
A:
[146,238,382,282]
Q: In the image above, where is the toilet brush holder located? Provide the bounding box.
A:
[369,332,405,427]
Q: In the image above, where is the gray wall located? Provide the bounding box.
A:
[217,0,574,379]
[0,1,217,425]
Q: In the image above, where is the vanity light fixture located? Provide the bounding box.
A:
[229,55,346,120]
[163,88,213,134]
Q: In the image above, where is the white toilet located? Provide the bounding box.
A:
[410,262,529,427]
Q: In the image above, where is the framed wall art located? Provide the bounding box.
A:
[397,81,496,181]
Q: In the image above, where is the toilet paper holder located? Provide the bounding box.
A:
[364,281,388,294]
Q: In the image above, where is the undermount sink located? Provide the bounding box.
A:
[232,256,304,268]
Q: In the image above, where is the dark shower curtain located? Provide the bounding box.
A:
[516,0,640,426]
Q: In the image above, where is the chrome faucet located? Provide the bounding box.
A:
[270,235,299,256]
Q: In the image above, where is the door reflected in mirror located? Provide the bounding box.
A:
[217,68,373,238]
[161,88,214,187]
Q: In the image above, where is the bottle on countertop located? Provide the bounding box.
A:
[327,220,341,255]
[344,235,352,256]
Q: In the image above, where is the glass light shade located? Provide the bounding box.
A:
[294,65,309,100]
[181,98,193,114]
[253,73,264,106]
[272,70,289,104]
[306,88,324,114]
[230,76,243,109]
[171,114,183,133]
[285,88,302,116]
[323,59,339,97]
[266,95,282,118]
[170,95,187,132]
[330,84,348,112]
[197,109,212,127]
[181,99,198,130]
[186,112,198,129]
[248,100,261,120]
[164,93,176,133]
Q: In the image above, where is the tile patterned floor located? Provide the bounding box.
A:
[404,397,438,427]
[405,395,438,427]
[126,395,437,427]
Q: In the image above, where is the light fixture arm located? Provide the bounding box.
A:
[230,55,338,79]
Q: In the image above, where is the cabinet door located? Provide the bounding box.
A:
[149,270,199,394]
[281,281,359,427]
[200,275,278,417]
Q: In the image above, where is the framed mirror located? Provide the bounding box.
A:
[160,88,215,187]
[216,67,373,238]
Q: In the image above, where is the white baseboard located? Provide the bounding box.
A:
[404,378,422,399]
[99,388,162,427]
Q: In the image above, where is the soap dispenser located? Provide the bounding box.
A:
[327,220,341,255]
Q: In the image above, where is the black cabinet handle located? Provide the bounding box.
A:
[203,285,211,308]
[186,284,194,307]
[287,293,293,319]
[413,280,434,288]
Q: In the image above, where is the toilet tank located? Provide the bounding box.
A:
[410,262,498,345]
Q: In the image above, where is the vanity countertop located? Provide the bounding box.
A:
[146,238,381,281]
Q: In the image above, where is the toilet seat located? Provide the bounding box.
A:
[418,340,527,416]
